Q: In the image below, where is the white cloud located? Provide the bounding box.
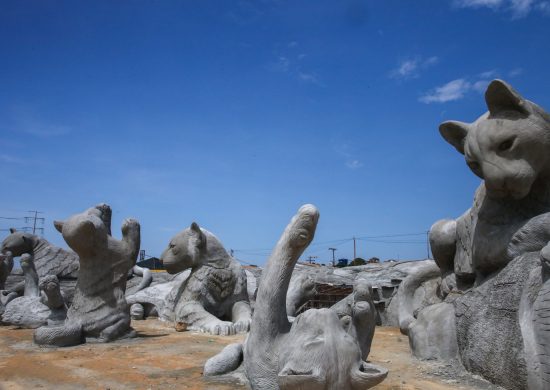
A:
[268,46,322,86]
[270,56,290,72]
[424,56,440,66]
[472,79,491,92]
[420,79,472,103]
[346,160,364,169]
[509,67,523,77]
[537,1,550,13]
[336,144,363,170]
[420,67,522,104]
[390,56,439,80]
[479,69,498,78]
[453,0,548,17]
[298,72,320,85]
[395,60,418,78]
[454,0,503,8]
[510,0,535,17]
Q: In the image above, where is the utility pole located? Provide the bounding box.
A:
[26,210,44,235]
[353,236,356,259]
[307,255,318,264]
[328,248,337,267]
[426,230,430,259]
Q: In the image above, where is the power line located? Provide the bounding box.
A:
[0,210,45,236]
[231,230,431,264]
[27,210,44,235]
[355,232,426,239]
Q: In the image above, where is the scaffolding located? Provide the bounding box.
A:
[294,282,353,316]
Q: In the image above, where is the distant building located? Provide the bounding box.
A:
[336,258,349,268]
[136,257,164,270]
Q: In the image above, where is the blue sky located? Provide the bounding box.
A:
[1,0,549,265]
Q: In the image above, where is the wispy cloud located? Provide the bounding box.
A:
[420,68,522,104]
[7,107,72,138]
[346,159,364,169]
[0,154,25,164]
[508,67,523,77]
[453,0,548,17]
[454,0,503,8]
[479,69,498,78]
[335,144,363,170]
[298,71,323,86]
[269,56,290,72]
[538,1,550,13]
[22,124,71,138]
[268,42,323,86]
[420,79,472,103]
[390,56,439,80]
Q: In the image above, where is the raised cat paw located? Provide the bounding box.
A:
[121,218,140,234]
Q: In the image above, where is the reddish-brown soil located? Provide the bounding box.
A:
[0,320,499,389]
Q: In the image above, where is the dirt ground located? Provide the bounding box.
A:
[0,320,500,390]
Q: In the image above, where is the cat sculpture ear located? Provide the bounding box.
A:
[439,121,470,155]
[350,362,389,389]
[190,222,206,250]
[9,228,16,234]
[485,79,528,116]
[53,220,64,233]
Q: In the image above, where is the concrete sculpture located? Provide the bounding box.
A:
[1,217,150,299]
[403,80,550,390]
[1,228,79,284]
[1,252,68,328]
[204,205,388,389]
[0,251,13,290]
[34,204,140,346]
[157,222,251,335]
[285,259,437,326]
[330,279,377,359]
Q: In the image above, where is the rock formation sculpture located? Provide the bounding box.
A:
[403,79,550,390]
[154,222,251,335]
[204,204,388,389]
[34,204,140,346]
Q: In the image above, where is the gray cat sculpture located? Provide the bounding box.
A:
[204,205,388,389]
[404,80,550,390]
[1,227,80,289]
[1,253,67,328]
[158,222,251,335]
[33,204,140,346]
[0,251,13,290]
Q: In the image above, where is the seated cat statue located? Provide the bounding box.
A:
[204,205,387,389]
[405,80,550,390]
[159,222,251,335]
[34,204,140,346]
